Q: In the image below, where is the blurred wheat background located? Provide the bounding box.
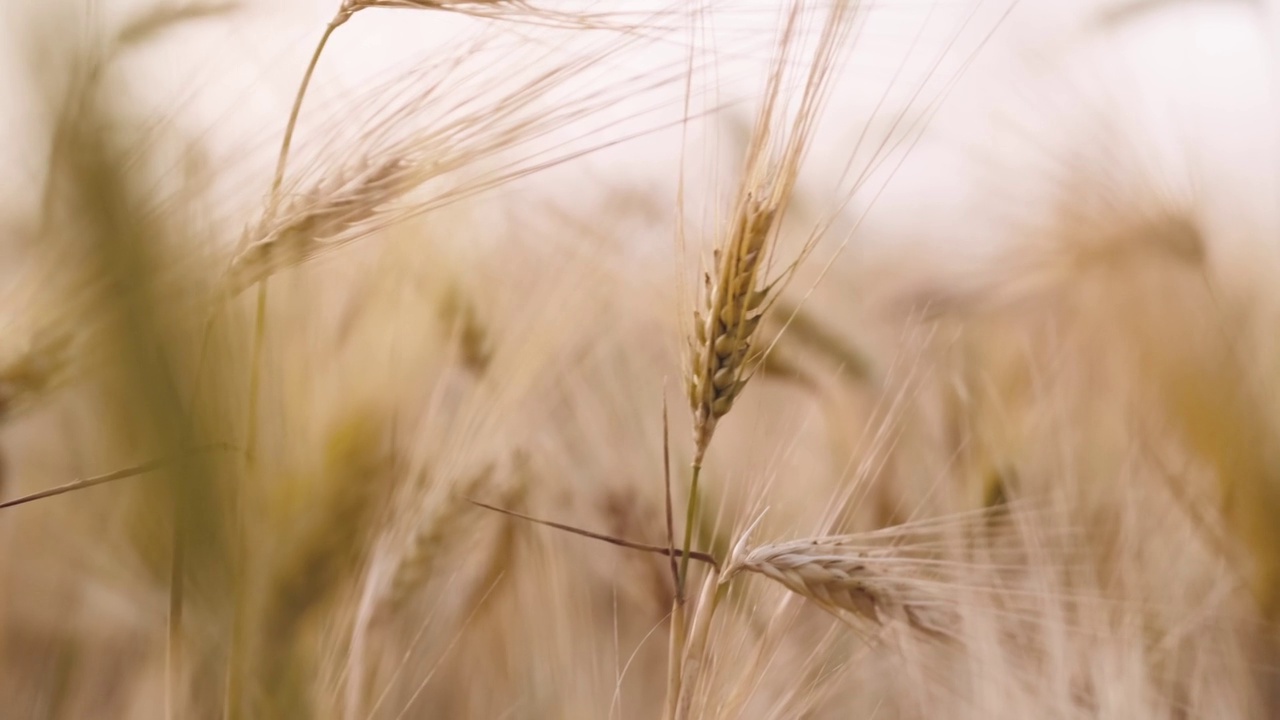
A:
[2,0,1280,718]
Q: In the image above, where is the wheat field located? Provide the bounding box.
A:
[1,0,1279,718]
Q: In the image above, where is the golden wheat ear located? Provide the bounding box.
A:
[682,1,860,465]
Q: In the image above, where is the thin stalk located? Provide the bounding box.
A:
[244,14,347,464]
[663,395,678,597]
[677,461,703,597]
[665,450,706,712]
[166,508,186,720]
[272,17,345,196]
[675,571,721,720]
[664,600,687,720]
[662,393,686,719]
[223,470,250,720]
[232,264,267,720]
[669,458,703,718]
[243,284,268,465]
[231,21,345,711]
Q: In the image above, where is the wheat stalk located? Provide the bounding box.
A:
[668,6,866,715]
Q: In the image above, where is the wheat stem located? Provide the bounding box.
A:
[675,570,721,720]
[243,14,345,466]
[664,599,686,720]
[166,507,185,720]
[273,17,344,196]
[228,24,344,711]
[244,284,268,465]
[677,462,702,598]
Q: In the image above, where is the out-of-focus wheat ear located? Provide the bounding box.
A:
[455,452,532,615]
[438,284,492,374]
[0,328,75,424]
[223,157,416,298]
[378,462,498,616]
[764,296,874,383]
[246,413,392,717]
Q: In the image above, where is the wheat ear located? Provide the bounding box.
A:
[727,538,958,638]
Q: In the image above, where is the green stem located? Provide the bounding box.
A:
[677,462,702,600]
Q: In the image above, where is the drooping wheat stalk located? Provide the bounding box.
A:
[231,14,675,617]
[237,0,657,481]
[224,41,680,298]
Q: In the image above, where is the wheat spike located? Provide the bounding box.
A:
[378,461,499,615]
[225,157,413,297]
[224,24,680,297]
[687,193,779,459]
[684,1,860,462]
[730,538,958,638]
